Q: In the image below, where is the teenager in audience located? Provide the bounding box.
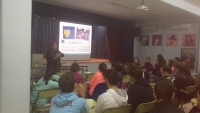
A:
[150,78,184,113]
[174,63,195,87]
[144,57,153,79]
[70,63,83,84]
[133,57,142,66]
[50,72,89,113]
[157,54,166,66]
[46,42,64,72]
[190,86,200,113]
[174,74,193,102]
[160,66,173,80]
[174,57,181,63]
[94,69,128,113]
[149,58,164,82]
[30,67,60,107]
[89,63,107,96]
[128,66,154,113]
[168,59,175,72]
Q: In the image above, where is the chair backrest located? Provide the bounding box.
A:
[122,75,131,83]
[37,89,61,99]
[135,100,157,113]
[92,83,108,101]
[185,85,197,93]
[172,98,181,107]
[86,99,97,113]
[195,77,200,86]
[102,104,132,113]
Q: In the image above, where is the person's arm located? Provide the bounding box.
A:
[49,80,59,89]
[94,95,104,113]
[127,86,134,104]
[30,90,38,103]
[89,72,97,87]
[80,100,89,113]
[52,75,60,82]
[58,51,64,57]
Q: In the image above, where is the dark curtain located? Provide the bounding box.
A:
[107,28,125,63]
[31,16,59,56]
[124,31,134,63]
[91,25,108,59]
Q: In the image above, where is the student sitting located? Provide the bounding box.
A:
[150,78,184,113]
[174,74,193,102]
[70,63,83,84]
[94,69,128,113]
[144,57,153,79]
[30,67,60,107]
[174,63,195,87]
[89,63,107,96]
[168,59,175,73]
[190,86,200,113]
[50,72,89,113]
[133,57,142,67]
[128,66,154,113]
[160,66,173,80]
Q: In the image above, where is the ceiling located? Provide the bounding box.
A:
[33,0,200,24]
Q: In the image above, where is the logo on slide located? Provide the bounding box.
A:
[63,26,75,39]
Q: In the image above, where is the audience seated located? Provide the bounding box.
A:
[89,63,107,96]
[150,78,184,113]
[30,67,60,107]
[168,59,175,72]
[70,63,83,84]
[128,66,155,113]
[92,82,108,101]
[133,57,142,67]
[174,57,181,63]
[144,57,153,80]
[174,74,193,102]
[174,63,195,87]
[50,72,89,113]
[190,86,200,113]
[160,66,173,80]
[94,69,128,113]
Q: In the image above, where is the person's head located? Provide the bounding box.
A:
[154,78,175,102]
[104,69,119,87]
[113,62,128,75]
[43,67,56,85]
[169,35,177,44]
[155,38,159,43]
[168,59,174,67]
[174,63,191,75]
[157,54,164,60]
[160,66,172,77]
[111,62,118,69]
[70,63,80,73]
[129,66,143,83]
[186,35,193,42]
[98,63,107,73]
[59,72,75,93]
[174,57,181,63]
[49,42,57,50]
[134,57,140,64]
[146,57,151,62]
[174,74,187,89]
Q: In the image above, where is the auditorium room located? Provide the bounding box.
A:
[1,0,200,113]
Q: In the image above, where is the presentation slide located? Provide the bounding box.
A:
[59,21,92,60]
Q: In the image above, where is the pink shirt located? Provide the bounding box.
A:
[89,71,105,96]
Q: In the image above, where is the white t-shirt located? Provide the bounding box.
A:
[94,89,128,113]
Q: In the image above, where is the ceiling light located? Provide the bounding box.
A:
[137,0,148,11]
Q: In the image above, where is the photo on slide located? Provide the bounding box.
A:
[182,34,196,47]
[76,28,90,41]
[63,26,75,39]
[152,35,162,46]
[166,34,178,46]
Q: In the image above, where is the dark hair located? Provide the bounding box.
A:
[168,59,174,67]
[49,41,56,50]
[162,66,172,74]
[43,67,56,85]
[70,63,80,72]
[146,57,151,61]
[129,66,143,80]
[154,78,175,100]
[174,74,187,89]
[134,57,140,65]
[175,63,191,75]
[185,35,193,43]
[113,62,128,75]
[59,72,74,93]
[105,69,119,86]
[99,63,107,76]
[157,54,164,60]
[174,57,181,62]
[111,62,118,68]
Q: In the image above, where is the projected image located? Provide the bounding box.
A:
[63,26,75,39]
[76,28,90,41]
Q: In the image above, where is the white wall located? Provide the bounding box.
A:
[0,0,31,113]
[134,23,200,72]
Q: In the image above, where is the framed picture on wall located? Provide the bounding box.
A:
[139,35,149,46]
[181,48,196,70]
[182,34,196,47]
[152,35,162,46]
[166,34,178,46]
